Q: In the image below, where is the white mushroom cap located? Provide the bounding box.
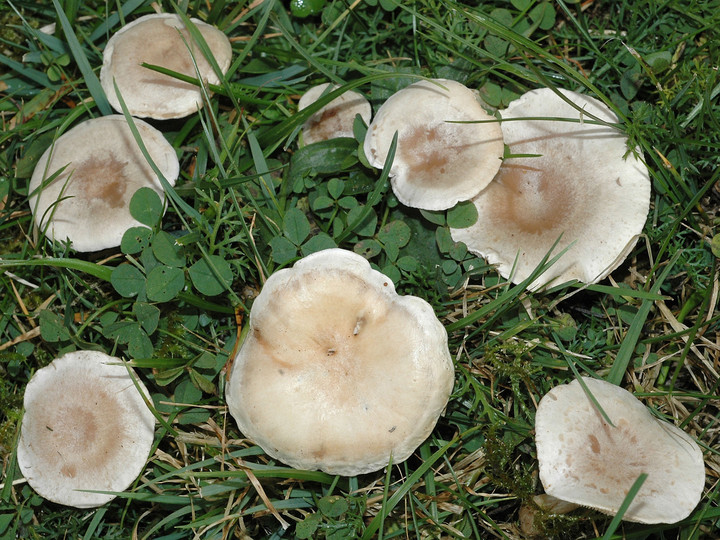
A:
[451,88,651,289]
[363,79,504,211]
[225,248,454,476]
[298,83,372,144]
[17,350,156,508]
[100,13,232,119]
[29,115,179,252]
[535,377,705,524]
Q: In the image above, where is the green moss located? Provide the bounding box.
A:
[530,510,587,540]
[0,14,25,60]
[482,426,534,500]
[155,311,195,359]
[0,374,22,454]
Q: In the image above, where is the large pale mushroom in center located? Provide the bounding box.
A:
[225,248,454,475]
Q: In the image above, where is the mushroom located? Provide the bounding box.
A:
[535,377,705,524]
[450,88,651,289]
[519,494,580,537]
[298,83,372,144]
[363,78,504,211]
[225,248,454,475]
[17,350,156,508]
[28,115,179,252]
[100,13,232,119]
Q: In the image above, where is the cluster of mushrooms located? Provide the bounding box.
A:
[28,13,232,251]
[303,78,653,289]
[18,9,705,532]
[21,12,234,506]
[297,79,705,524]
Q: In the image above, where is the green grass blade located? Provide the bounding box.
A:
[446,238,571,333]
[82,506,107,540]
[111,79,204,228]
[361,437,456,540]
[139,506,195,540]
[579,283,669,301]
[606,250,681,385]
[51,0,111,115]
[269,10,338,83]
[0,256,112,280]
[553,334,616,427]
[170,5,242,114]
[138,63,276,104]
[0,432,20,502]
[0,53,55,87]
[601,473,648,540]
[88,0,149,42]
[335,133,394,244]
[377,453,393,540]
[0,257,233,313]
[247,127,280,213]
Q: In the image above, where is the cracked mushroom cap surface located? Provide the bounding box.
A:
[298,83,372,144]
[535,377,705,524]
[17,350,156,508]
[450,88,651,289]
[363,79,504,211]
[225,248,454,476]
[29,115,179,252]
[100,13,232,119]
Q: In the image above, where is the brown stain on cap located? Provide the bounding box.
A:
[42,388,128,475]
[488,162,572,235]
[397,125,452,184]
[72,156,129,209]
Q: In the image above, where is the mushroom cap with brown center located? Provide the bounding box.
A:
[298,83,372,144]
[363,79,504,211]
[451,88,651,289]
[535,377,705,524]
[17,350,156,508]
[100,13,232,119]
[225,248,454,476]
[28,115,179,252]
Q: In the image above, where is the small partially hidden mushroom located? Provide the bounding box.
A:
[363,79,504,211]
[535,377,705,524]
[100,13,232,119]
[29,115,179,252]
[451,88,651,289]
[17,350,156,508]
[518,494,580,537]
[298,83,372,144]
[225,248,454,476]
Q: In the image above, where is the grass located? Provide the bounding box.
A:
[1,0,719,538]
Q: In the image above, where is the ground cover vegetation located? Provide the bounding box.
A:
[0,0,719,538]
